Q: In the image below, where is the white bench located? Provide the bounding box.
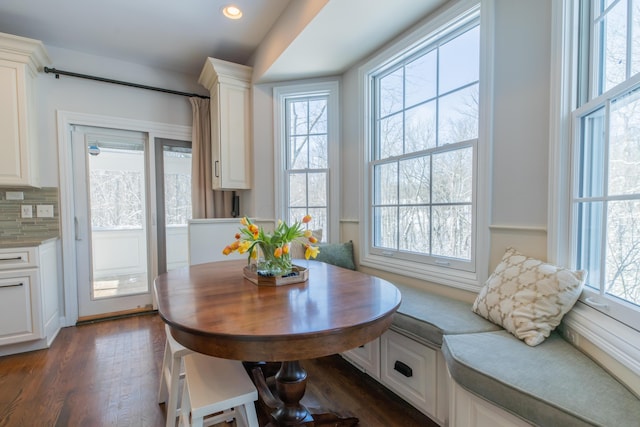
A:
[180,353,259,427]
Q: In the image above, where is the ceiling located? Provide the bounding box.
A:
[0,0,448,81]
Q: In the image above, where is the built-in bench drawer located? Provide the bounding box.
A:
[381,329,437,417]
[342,337,380,379]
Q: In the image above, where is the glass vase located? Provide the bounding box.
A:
[256,242,293,277]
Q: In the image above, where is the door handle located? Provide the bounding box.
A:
[74,217,82,241]
[394,360,413,378]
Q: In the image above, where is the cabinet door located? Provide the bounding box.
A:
[342,337,381,379]
[0,60,33,186]
[0,270,42,345]
[381,330,437,416]
[214,82,251,190]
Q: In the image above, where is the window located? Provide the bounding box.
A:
[364,3,485,283]
[274,82,339,242]
[571,0,640,329]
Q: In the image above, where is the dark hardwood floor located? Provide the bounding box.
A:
[0,313,438,427]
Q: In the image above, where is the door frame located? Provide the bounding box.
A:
[57,111,191,326]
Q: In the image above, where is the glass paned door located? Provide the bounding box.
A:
[155,138,192,274]
[72,127,153,318]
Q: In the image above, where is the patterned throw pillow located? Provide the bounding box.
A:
[472,247,586,346]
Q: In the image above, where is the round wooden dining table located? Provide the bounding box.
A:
[154,259,401,426]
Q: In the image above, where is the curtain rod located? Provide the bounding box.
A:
[43,67,210,99]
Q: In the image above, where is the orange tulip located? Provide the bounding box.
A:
[302,215,312,223]
[309,236,318,244]
[222,246,232,255]
[274,247,283,258]
[282,243,290,254]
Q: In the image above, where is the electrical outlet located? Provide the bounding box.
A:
[36,204,54,218]
[21,205,33,218]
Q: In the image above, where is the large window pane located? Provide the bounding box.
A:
[289,136,308,169]
[289,173,306,207]
[601,1,628,93]
[309,135,328,168]
[405,101,437,152]
[399,206,430,253]
[399,156,430,205]
[439,26,480,94]
[380,68,404,117]
[432,147,472,204]
[605,200,640,306]
[374,163,398,205]
[432,205,471,259]
[405,50,437,108]
[374,206,398,249]
[308,99,328,133]
[438,84,479,146]
[609,87,640,196]
[289,101,308,136]
[308,172,327,206]
[380,113,404,158]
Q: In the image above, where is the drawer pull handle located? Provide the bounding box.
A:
[394,360,413,378]
[0,257,23,262]
[0,282,24,289]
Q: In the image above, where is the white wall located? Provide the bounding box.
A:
[36,45,203,186]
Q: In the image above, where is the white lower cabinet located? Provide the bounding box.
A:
[0,240,60,355]
[342,329,448,425]
[381,329,438,418]
[342,337,381,379]
[448,373,532,427]
[0,269,39,344]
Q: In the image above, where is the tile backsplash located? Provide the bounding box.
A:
[0,187,60,240]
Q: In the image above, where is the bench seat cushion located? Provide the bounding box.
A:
[392,283,501,347]
[442,330,640,427]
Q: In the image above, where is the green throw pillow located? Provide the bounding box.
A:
[315,241,356,270]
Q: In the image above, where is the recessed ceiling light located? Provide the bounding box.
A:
[222,5,243,20]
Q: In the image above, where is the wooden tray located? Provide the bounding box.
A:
[243,264,309,286]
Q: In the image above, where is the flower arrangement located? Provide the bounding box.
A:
[223,216,320,276]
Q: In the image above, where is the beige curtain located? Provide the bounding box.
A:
[190,97,233,218]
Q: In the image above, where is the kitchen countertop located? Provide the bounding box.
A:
[0,235,60,248]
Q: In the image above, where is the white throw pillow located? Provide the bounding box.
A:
[472,247,586,346]
[289,229,322,259]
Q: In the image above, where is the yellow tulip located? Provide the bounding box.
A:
[238,241,251,254]
[274,247,283,258]
[240,217,249,226]
[305,244,320,260]
[304,229,313,238]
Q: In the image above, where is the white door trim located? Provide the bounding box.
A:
[57,110,191,326]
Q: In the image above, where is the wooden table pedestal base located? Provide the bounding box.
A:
[252,361,359,427]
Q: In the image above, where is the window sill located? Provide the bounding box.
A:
[562,301,640,378]
[360,253,483,293]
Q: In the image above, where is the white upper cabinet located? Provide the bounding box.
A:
[0,32,50,187]
[198,58,252,190]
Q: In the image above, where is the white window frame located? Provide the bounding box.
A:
[273,81,340,243]
[359,0,493,291]
[549,0,640,377]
